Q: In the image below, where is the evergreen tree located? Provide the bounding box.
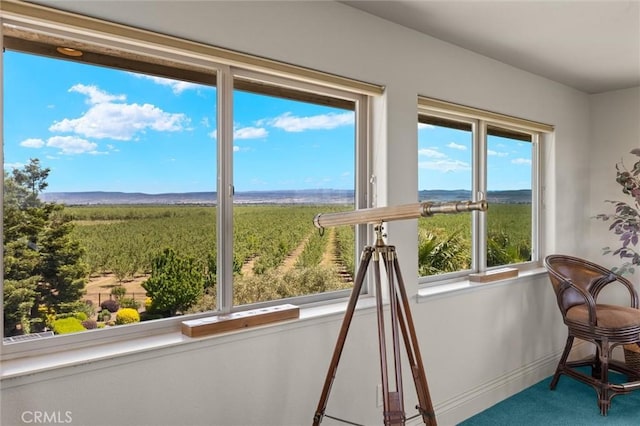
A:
[3,159,88,336]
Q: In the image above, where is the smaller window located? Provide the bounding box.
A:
[417,97,550,281]
[486,126,535,268]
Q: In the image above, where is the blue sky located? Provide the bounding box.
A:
[418,123,532,191]
[4,50,530,194]
[3,51,355,194]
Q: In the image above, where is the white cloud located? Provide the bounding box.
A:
[447,142,467,151]
[418,159,471,172]
[50,101,188,140]
[18,136,103,155]
[233,145,240,152]
[418,148,447,158]
[234,126,268,139]
[268,111,354,132]
[70,84,126,105]
[512,158,532,165]
[488,149,509,157]
[4,162,24,171]
[133,74,204,95]
[418,123,435,130]
[20,138,45,148]
[47,135,99,155]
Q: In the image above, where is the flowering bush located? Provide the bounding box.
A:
[595,149,640,275]
[52,317,86,335]
[115,308,140,325]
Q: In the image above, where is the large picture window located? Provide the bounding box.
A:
[1,13,371,349]
[417,97,550,282]
[3,48,218,338]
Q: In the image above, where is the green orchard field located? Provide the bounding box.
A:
[67,204,354,307]
[67,203,530,306]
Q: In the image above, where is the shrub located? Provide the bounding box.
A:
[81,319,98,330]
[115,308,140,325]
[83,299,96,317]
[140,312,164,321]
[418,228,469,275]
[100,299,120,313]
[119,297,140,310]
[52,317,86,335]
[59,300,96,319]
[74,312,88,321]
[110,285,127,300]
[98,309,111,322]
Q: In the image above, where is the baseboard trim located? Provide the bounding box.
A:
[413,340,591,425]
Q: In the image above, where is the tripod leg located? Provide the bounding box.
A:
[313,246,374,426]
[374,248,405,426]
[380,248,406,426]
[392,255,437,426]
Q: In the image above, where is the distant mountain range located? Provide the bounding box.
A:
[418,189,532,204]
[40,189,531,205]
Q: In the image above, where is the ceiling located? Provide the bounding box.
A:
[342,0,640,94]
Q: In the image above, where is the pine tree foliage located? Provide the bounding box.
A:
[3,159,88,336]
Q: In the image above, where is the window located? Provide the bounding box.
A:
[3,47,218,338]
[417,97,551,282]
[1,3,377,353]
[417,115,474,277]
[230,75,358,307]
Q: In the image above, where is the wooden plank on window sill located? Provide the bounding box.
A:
[181,304,300,338]
[469,267,519,283]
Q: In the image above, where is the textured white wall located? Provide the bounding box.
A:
[587,87,640,282]
[1,1,607,425]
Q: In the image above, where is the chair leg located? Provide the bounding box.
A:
[592,345,601,379]
[597,340,611,416]
[551,335,574,389]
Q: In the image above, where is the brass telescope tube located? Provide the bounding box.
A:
[313,200,488,229]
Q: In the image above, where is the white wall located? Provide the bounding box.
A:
[587,87,640,284]
[1,1,605,425]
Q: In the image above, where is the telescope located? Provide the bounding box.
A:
[313,199,488,229]
[313,198,488,426]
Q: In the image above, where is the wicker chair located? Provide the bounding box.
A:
[545,254,640,415]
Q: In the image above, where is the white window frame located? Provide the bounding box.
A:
[0,2,378,360]
[418,97,552,286]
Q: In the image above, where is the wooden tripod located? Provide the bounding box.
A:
[313,226,437,426]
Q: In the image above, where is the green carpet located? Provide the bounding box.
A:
[458,371,640,425]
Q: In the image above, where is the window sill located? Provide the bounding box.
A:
[416,266,548,302]
[0,296,378,386]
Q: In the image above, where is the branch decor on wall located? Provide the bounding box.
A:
[594,148,640,275]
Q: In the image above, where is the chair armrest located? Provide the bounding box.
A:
[590,273,640,308]
[558,278,598,325]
